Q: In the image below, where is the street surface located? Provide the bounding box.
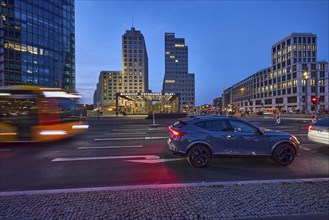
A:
[0,115,328,220]
[0,115,328,191]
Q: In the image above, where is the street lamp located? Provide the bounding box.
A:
[303,71,309,113]
[240,87,245,110]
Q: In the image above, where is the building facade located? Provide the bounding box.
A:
[0,0,76,90]
[122,27,149,93]
[223,33,328,113]
[163,33,195,111]
[96,27,149,113]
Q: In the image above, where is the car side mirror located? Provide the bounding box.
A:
[258,128,265,135]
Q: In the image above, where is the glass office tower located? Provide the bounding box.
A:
[0,0,76,90]
[163,33,195,111]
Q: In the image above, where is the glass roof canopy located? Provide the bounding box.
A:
[115,92,179,115]
[117,92,178,102]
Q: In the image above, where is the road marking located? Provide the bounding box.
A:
[0,149,11,152]
[1,177,328,196]
[94,137,167,141]
[105,132,147,135]
[300,145,317,153]
[112,128,145,131]
[293,134,308,137]
[78,145,143,150]
[126,158,185,164]
[52,155,160,162]
[145,137,168,140]
[148,127,167,131]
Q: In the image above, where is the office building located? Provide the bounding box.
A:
[163,33,195,111]
[97,27,149,113]
[223,33,328,113]
[1,0,76,90]
[122,27,149,93]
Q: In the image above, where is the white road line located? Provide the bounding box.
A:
[300,145,317,153]
[148,127,167,130]
[105,132,147,135]
[126,158,185,164]
[77,145,143,150]
[301,146,312,152]
[0,149,11,152]
[112,128,145,131]
[94,137,167,141]
[52,155,160,162]
[145,137,168,140]
[293,134,308,137]
[1,177,328,196]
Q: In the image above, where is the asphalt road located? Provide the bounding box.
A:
[0,115,328,192]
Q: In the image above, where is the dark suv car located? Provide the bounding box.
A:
[168,116,300,168]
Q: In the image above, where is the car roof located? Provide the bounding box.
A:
[180,115,240,123]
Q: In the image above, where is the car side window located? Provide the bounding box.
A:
[229,120,258,133]
[198,120,232,131]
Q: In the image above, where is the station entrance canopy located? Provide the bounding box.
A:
[115,92,179,115]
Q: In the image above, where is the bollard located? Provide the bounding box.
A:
[276,110,280,124]
[79,113,83,124]
[311,111,317,123]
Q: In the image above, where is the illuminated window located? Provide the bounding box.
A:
[170,56,175,59]
[175,44,185,47]
[175,60,179,63]
[310,79,315,86]
[165,52,170,54]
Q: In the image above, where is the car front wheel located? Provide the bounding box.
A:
[272,144,295,166]
[187,145,211,168]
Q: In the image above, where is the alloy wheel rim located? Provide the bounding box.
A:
[191,148,208,165]
[277,146,293,164]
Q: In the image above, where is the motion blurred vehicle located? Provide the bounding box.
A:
[308,118,329,146]
[168,116,300,167]
[0,85,89,142]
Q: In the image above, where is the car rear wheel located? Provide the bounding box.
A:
[272,144,295,166]
[187,145,211,168]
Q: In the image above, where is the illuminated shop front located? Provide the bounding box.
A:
[114,92,179,115]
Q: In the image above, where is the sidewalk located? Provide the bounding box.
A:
[1,178,328,219]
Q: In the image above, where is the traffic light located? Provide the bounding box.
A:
[311,96,319,104]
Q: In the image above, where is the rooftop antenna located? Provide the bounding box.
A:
[132,16,134,28]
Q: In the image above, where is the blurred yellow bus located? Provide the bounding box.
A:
[0,85,89,143]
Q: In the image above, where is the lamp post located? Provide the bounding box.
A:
[240,87,245,113]
[303,71,309,113]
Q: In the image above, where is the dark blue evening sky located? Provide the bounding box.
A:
[75,0,329,105]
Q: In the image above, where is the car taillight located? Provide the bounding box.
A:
[308,125,313,132]
[169,127,185,137]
